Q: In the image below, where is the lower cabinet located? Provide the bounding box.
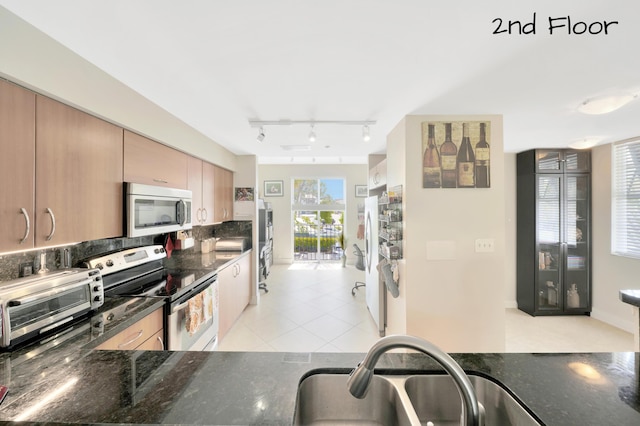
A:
[218,252,252,342]
[95,307,164,351]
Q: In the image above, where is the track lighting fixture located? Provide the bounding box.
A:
[362,125,370,142]
[308,125,316,143]
[248,119,376,143]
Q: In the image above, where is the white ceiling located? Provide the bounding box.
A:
[1,0,639,164]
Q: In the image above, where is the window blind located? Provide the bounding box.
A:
[612,138,640,258]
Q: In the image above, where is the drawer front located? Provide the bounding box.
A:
[95,308,163,350]
[135,329,165,351]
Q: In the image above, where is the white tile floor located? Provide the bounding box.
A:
[217,263,635,353]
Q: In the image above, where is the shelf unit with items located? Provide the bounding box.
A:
[517,149,591,316]
[378,185,403,261]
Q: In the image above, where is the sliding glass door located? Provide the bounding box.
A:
[292,178,345,262]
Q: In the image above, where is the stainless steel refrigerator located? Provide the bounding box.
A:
[365,195,385,336]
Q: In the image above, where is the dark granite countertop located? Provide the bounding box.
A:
[0,256,638,424]
[0,347,639,425]
[620,289,640,308]
[164,249,251,277]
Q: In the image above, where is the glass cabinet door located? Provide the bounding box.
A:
[536,150,590,173]
[536,151,562,172]
[536,175,562,312]
[564,150,590,173]
[564,175,590,310]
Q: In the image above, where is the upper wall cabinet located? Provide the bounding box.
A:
[519,149,591,174]
[187,156,216,225]
[35,95,124,246]
[213,165,233,223]
[0,80,36,252]
[123,130,188,189]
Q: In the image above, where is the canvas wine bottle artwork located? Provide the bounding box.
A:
[421,121,491,189]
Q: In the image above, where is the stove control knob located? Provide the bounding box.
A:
[106,259,114,267]
[95,263,103,270]
[93,285,102,292]
[94,295,102,302]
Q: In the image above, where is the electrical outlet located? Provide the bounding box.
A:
[19,262,34,277]
[475,238,495,253]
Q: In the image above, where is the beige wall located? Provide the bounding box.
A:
[387,114,506,352]
[591,144,640,332]
[257,164,369,264]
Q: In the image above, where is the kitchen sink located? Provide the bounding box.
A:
[405,375,541,425]
[293,371,542,426]
[293,373,414,425]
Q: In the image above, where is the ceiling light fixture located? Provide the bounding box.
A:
[362,125,371,142]
[577,93,637,115]
[568,138,601,150]
[308,125,316,143]
[248,119,376,142]
[256,126,265,142]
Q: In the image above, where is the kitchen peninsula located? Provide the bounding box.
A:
[0,334,639,424]
[0,250,638,424]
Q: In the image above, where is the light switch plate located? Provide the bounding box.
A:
[475,238,495,253]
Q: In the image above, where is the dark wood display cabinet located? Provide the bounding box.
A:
[516,149,591,316]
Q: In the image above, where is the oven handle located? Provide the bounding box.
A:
[8,278,92,307]
[171,276,217,313]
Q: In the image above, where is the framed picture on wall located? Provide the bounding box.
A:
[234,187,254,202]
[355,185,368,197]
[264,180,284,197]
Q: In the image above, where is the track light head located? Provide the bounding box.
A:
[257,127,265,142]
[308,125,316,143]
[362,125,370,142]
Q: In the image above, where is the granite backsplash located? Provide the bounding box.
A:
[0,221,252,283]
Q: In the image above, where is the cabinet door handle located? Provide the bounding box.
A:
[19,208,30,244]
[156,335,165,350]
[118,330,144,349]
[203,208,208,222]
[196,208,202,223]
[45,208,56,241]
[153,178,168,184]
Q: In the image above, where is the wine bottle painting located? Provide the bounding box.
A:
[421,121,491,189]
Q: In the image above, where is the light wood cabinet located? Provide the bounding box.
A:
[213,165,233,222]
[135,329,165,351]
[124,130,188,189]
[95,307,164,350]
[218,252,252,341]
[0,80,36,252]
[187,156,216,225]
[35,95,123,246]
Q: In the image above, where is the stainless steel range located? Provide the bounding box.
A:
[84,245,219,351]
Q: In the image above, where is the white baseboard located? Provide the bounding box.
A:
[591,308,636,334]
[504,300,518,309]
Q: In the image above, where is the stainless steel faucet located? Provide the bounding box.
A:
[347,335,485,426]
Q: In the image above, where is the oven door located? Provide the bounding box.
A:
[167,275,218,351]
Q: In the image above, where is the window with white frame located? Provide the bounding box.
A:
[612,138,640,258]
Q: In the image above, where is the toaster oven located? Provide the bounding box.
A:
[0,269,103,349]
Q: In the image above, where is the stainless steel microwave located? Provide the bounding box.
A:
[125,183,192,238]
